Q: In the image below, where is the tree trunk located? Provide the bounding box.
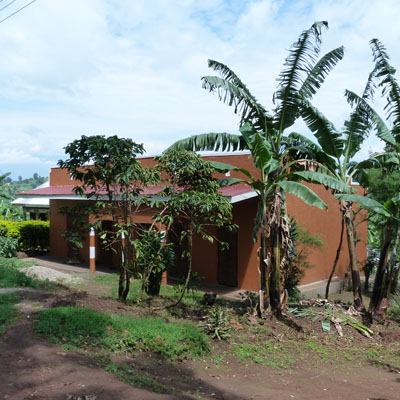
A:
[122,272,130,300]
[385,226,399,297]
[153,224,193,310]
[344,205,364,310]
[269,192,282,317]
[258,197,268,317]
[326,214,345,299]
[369,221,395,316]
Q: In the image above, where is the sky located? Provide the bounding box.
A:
[0,0,399,180]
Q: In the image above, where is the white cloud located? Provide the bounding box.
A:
[0,0,399,178]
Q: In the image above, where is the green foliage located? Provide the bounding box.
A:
[134,229,174,296]
[0,220,49,251]
[0,236,18,258]
[35,306,210,360]
[169,23,345,313]
[0,293,20,334]
[58,135,161,300]
[202,306,231,340]
[0,257,40,288]
[284,220,324,300]
[0,172,46,221]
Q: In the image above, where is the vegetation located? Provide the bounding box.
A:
[35,306,210,361]
[58,135,160,300]
[0,257,40,288]
[0,293,20,334]
[0,172,47,220]
[0,220,49,252]
[152,150,235,307]
[170,21,347,315]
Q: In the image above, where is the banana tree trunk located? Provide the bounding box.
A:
[326,214,345,299]
[385,226,400,297]
[269,191,283,316]
[369,220,396,316]
[344,206,364,310]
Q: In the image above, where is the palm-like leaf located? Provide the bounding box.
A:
[167,132,247,152]
[299,46,345,100]
[283,132,338,171]
[370,38,400,138]
[299,99,344,159]
[293,171,353,193]
[278,180,327,210]
[202,60,274,132]
[274,21,330,133]
[345,90,396,148]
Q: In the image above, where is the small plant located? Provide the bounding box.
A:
[239,290,258,314]
[0,236,18,258]
[202,306,231,341]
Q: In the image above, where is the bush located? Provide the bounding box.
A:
[0,236,18,258]
[36,306,210,360]
[0,220,49,251]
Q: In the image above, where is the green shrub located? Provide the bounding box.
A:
[0,220,49,251]
[0,236,18,258]
[35,306,210,360]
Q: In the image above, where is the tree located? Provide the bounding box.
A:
[294,64,384,308]
[58,135,160,300]
[170,22,345,315]
[336,38,400,317]
[152,149,235,308]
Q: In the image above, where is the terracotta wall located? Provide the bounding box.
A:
[286,183,367,285]
[48,155,367,289]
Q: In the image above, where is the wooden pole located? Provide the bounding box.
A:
[89,227,96,273]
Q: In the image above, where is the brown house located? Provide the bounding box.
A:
[19,153,367,293]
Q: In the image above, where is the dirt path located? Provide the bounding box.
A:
[1,288,400,399]
[0,289,175,400]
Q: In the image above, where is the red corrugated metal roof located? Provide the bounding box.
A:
[19,184,254,199]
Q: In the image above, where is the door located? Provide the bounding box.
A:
[168,223,189,279]
[217,227,238,287]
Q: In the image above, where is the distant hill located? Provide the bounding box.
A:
[0,173,48,200]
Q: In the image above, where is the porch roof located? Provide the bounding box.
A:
[18,184,257,204]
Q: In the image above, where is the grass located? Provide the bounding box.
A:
[0,293,20,334]
[91,273,204,307]
[0,257,41,288]
[105,362,165,392]
[35,306,210,361]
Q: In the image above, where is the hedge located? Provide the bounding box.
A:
[0,220,50,251]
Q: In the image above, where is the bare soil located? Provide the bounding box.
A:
[1,286,400,399]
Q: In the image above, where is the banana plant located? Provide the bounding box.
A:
[333,39,400,317]
[169,22,345,315]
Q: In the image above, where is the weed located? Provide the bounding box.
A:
[202,306,231,341]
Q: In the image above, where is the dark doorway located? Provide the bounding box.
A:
[168,223,189,279]
[97,220,114,266]
[217,227,238,287]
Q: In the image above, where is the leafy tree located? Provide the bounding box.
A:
[58,135,160,300]
[170,22,345,315]
[152,150,235,308]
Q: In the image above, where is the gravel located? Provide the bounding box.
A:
[22,266,80,284]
